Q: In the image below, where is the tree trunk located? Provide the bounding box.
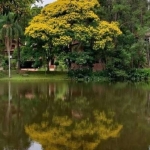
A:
[6,38,12,78]
[146,42,150,67]
[47,58,50,72]
[17,38,20,71]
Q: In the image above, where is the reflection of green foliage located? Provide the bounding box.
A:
[71,96,90,113]
[25,111,122,150]
[0,102,30,150]
[55,83,68,101]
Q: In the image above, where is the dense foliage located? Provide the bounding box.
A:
[0,0,41,15]
[97,0,150,80]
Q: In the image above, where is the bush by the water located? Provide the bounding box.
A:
[106,68,149,81]
[68,68,92,80]
[127,69,149,81]
[68,68,149,82]
[68,68,107,82]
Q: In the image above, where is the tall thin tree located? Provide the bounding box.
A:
[1,13,22,77]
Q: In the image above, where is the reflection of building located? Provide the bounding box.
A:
[71,109,83,119]
[25,93,35,99]
[49,83,56,96]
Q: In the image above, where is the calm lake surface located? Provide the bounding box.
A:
[1,81,150,150]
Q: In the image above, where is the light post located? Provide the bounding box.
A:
[8,51,12,78]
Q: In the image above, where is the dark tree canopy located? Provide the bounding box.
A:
[0,0,42,16]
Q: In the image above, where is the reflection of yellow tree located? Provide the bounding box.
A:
[25,111,122,150]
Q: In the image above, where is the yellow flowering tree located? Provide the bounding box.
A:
[25,0,121,49]
[25,0,122,69]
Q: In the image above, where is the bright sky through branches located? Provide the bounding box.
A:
[35,0,56,6]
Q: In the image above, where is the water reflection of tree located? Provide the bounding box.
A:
[0,82,30,150]
[25,110,122,150]
[14,82,122,150]
[1,81,150,150]
[24,91,122,150]
[20,82,150,150]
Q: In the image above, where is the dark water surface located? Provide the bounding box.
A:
[0,81,150,150]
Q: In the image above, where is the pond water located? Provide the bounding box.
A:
[0,81,150,150]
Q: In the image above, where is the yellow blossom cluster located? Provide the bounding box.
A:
[25,0,122,49]
[42,0,100,17]
[53,116,72,126]
[53,36,72,46]
[25,23,49,40]
[93,21,122,49]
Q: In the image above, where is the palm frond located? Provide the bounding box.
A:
[0,12,23,45]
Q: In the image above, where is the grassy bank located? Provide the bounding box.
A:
[0,68,150,82]
[0,70,68,81]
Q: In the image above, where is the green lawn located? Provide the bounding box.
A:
[1,68,150,81]
[0,70,68,81]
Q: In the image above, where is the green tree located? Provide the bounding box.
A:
[25,0,122,70]
[0,0,42,15]
[19,37,45,69]
[1,13,22,77]
[96,0,150,79]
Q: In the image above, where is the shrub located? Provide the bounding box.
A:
[68,68,92,79]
